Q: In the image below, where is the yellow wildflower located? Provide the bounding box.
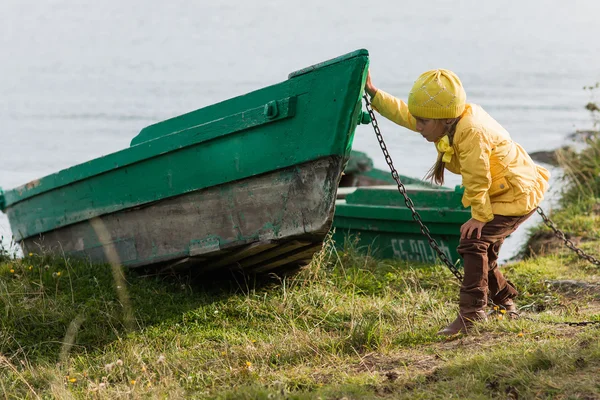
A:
[517,332,524,337]
[28,266,33,270]
[221,352,226,356]
[69,378,77,383]
[141,366,147,372]
[56,271,61,277]
[130,380,136,385]
[245,361,252,367]
[493,306,499,311]
[10,269,14,274]
[500,309,506,314]
[28,253,33,257]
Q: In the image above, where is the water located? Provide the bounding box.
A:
[1,0,599,262]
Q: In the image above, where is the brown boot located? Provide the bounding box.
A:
[437,310,487,336]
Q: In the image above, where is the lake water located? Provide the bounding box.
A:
[1,0,599,262]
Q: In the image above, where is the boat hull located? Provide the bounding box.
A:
[23,156,342,273]
[332,185,470,265]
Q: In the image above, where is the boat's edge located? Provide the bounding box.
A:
[288,49,369,79]
[21,155,346,273]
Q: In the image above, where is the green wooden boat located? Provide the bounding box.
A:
[0,50,370,274]
[335,151,471,264]
[339,150,436,190]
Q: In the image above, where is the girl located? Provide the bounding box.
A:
[365,69,550,335]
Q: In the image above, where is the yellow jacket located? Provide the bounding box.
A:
[371,89,550,222]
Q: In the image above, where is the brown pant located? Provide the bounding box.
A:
[457,210,536,310]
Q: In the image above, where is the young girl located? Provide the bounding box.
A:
[365,69,550,335]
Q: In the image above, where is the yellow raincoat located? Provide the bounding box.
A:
[371,89,550,222]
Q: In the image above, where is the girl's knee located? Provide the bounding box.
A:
[457,238,489,255]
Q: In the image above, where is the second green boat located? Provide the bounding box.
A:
[334,152,471,265]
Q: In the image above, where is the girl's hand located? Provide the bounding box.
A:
[365,69,378,97]
[460,218,487,239]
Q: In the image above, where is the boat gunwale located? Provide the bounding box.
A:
[288,49,369,79]
[2,97,298,209]
[335,200,469,214]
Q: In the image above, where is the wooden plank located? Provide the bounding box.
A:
[200,241,278,271]
[235,240,311,269]
[157,256,206,274]
[336,187,358,199]
[250,243,323,273]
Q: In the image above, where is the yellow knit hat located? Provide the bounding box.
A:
[407,69,466,119]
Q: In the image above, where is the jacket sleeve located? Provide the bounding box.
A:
[371,90,417,132]
[457,128,494,222]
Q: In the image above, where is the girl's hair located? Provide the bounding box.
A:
[424,119,460,185]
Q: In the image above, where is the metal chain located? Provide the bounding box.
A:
[536,207,600,266]
[363,93,600,327]
[488,310,600,327]
[529,317,600,327]
[528,208,600,326]
[362,94,463,281]
[490,308,600,326]
[517,314,600,326]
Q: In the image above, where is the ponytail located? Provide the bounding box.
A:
[424,119,460,185]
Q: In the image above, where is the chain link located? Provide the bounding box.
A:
[519,314,600,327]
[536,207,600,266]
[362,94,463,281]
[528,210,600,326]
[550,319,600,327]
[362,93,600,327]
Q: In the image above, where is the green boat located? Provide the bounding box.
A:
[0,50,370,274]
[335,151,471,264]
[339,150,436,190]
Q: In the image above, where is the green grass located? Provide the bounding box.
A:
[1,232,599,399]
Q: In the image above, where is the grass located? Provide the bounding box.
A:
[1,232,600,399]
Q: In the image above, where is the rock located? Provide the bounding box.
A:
[567,129,599,142]
[522,230,582,258]
[529,145,577,166]
[546,280,600,290]
[529,150,560,166]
